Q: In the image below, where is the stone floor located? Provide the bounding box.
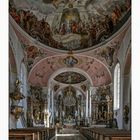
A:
[53,135,87,140]
[51,128,87,140]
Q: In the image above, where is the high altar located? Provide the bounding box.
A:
[26,85,113,128]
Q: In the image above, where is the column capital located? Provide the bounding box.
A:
[89,87,97,93]
[89,86,94,90]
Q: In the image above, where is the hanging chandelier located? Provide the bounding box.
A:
[63,86,76,106]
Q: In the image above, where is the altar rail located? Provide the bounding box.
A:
[9,127,55,140]
[80,127,131,140]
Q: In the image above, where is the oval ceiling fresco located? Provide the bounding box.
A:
[54,71,87,84]
[10,0,131,51]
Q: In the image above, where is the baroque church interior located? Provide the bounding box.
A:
[9,0,131,139]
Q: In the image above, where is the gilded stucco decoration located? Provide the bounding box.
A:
[63,55,78,67]
[92,41,121,67]
[53,84,60,92]
[27,86,44,126]
[21,44,48,72]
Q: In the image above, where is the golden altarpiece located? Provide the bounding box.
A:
[26,85,113,127]
[91,86,113,125]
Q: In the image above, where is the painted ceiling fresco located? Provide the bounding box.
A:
[10,0,131,51]
[21,44,49,72]
[20,40,120,75]
[54,71,87,84]
[28,55,112,87]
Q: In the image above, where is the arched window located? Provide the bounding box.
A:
[114,63,120,110]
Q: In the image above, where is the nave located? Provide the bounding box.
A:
[9,0,131,140]
[9,126,131,140]
[51,128,87,140]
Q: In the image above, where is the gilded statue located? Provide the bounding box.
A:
[104,111,107,119]
[34,110,41,123]
[10,79,25,100]
[123,105,129,124]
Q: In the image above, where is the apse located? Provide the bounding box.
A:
[54,86,86,126]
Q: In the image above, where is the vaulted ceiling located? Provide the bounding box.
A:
[10,0,130,51]
[9,0,131,89]
[28,55,112,87]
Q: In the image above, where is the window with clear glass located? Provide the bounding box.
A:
[114,63,120,110]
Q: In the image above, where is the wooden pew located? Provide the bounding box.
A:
[9,127,55,140]
[80,127,131,140]
[9,132,35,140]
[94,128,131,140]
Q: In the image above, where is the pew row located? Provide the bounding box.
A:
[9,127,55,140]
[80,127,131,140]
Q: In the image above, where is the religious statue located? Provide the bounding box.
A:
[34,110,40,123]
[44,112,48,121]
[98,111,102,119]
[109,111,113,120]
[104,111,107,120]
[123,105,129,124]
[15,79,21,89]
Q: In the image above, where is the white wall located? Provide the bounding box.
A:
[9,24,24,77]
[9,23,28,128]
[114,25,131,129]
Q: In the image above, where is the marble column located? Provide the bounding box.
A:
[90,87,97,125]
[88,87,92,125]
[86,90,89,118]
[89,88,92,118]
[44,100,47,127]
[42,87,48,127]
[85,90,89,125]
[51,90,54,127]
[47,87,51,127]
[81,99,84,118]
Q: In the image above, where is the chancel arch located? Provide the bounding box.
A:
[44,68,94,127]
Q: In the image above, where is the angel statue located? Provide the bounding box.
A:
[15,79,22,91]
